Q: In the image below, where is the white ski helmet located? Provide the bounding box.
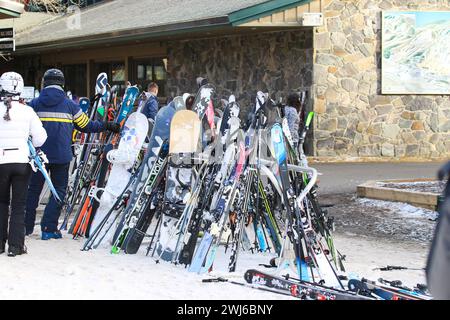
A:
[0,72,24,97]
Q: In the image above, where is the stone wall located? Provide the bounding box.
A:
[166,30,313,116]
[313,0,450,159]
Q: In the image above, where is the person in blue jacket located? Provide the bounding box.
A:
[25,69,120,240]
[141,82,159,121]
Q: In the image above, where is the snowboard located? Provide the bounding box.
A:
[111,103,177,254]
[155,110,202,262]
[193,84,216,121]
[88,112,148,248]
[117,86,139,126]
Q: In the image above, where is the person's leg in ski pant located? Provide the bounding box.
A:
[25,169,46,235]
[0,164,31,252]
[41,163,70,235]
[0,164,12,252]
[9,164,31,249]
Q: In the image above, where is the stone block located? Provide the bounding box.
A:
[358,43,374,57]
[401,132,416,144]
[369,135,385,143]
[399,119,413,129]
[375,104,393,115]
[316,53,342,67]
[395,145,406,157]
[406,144,420,157]
[368,123,382,135]
[407,97,433,111]
[358,145,380,157]
[411,121,424,131]
[314,129,331,139]
[357,122,368,133]
[327,17,342,32]
[315,33,332,50]
[369,95,392,107]
[401,111,415,120]
[325,87,340,103]
[382,124,400,139]
[317,137,335,150]
[351,14,366,29]
[328,66,338,74]
[413,131,427,141]
[331,32,347,46]
[439,120,450,132]
[341,78,358,92]
[315,99,326,114]
[358,81,371,95]
[338,117,348,129]
[314,64,328,84]
[381,143,395,157]
[319,118,338,131]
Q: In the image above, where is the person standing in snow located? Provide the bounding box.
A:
[25,68,120,240]
[0,72,47,256]
[426,161,450,299]
[141,82,159,121]
[284,93,301,149]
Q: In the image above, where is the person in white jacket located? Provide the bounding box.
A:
[0,72,47,257]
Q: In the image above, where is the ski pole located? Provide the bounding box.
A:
[373,266,425,271]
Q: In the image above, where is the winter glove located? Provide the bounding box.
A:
[37,149,49,164]
[104,122,121,133]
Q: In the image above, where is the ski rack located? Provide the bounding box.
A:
[258,159,318,204]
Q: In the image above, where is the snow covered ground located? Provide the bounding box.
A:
[0,230,429,300]
[1,192,435,300]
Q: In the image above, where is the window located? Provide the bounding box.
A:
[111,63,125,82]
[61,64,87,99]
[133,58,167,97]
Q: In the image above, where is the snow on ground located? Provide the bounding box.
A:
[0,233,293,300]
[329,193,437,243]
[1,195,434,300]
[357,198,439,220]
[0,230,430,300]
[333,234,428,289]
[377,181,445,194]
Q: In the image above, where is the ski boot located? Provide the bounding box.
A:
[8,245,27,257]
[42,230,63,241]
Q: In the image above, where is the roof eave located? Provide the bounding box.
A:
[14,16,231,54]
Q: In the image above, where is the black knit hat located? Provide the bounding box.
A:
[43,68,65,88]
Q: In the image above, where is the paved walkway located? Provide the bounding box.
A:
[314,161,446,195]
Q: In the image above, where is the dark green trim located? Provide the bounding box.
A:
[229,0,311,26]
[0,7,20,18]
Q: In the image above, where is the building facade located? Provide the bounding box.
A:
[1,0,449,160]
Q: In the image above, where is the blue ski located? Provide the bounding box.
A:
[28,140,62,203]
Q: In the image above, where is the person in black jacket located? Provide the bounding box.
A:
[25,69,120,240]
[426,161,450,299]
